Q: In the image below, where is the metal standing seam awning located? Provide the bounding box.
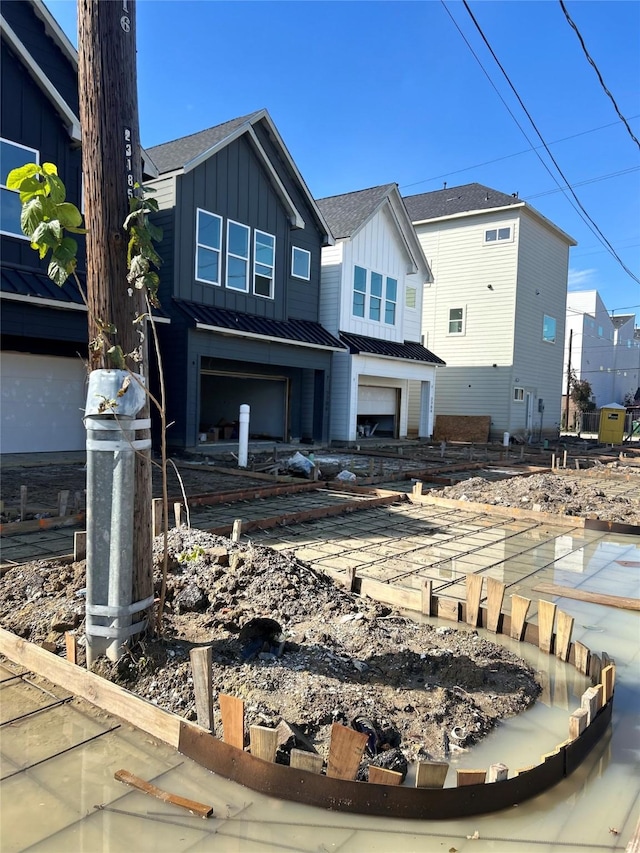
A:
[338,331,446,365]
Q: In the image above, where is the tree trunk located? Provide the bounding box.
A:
[77,0,152,624]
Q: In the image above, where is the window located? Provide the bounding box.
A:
[226,220,250,291]
[448,307,465,334]
[514,387,524,401]
[254,230,275,298]
[353,266,366,317]
[543,314,556,343]
[1,138,39,239]
[405,286,417,309]
[195,209,222,284]
[369,272,382,321]
[292,246,310,280]
[385,277,397,324]
[484,226,512,243]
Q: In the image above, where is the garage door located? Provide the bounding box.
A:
[357,386,397,415]
[1,353,87,453]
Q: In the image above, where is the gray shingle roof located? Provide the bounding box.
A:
[339,332,445,365]
[403,183,522,222]
[316,184,396,239]
[146,111,262,173]
[611,314,634,329]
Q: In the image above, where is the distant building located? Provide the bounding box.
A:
[404,183,576,441]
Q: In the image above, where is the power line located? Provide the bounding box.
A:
[455,0,640,286]
[524,166,640,200]
[559,0,640,152]
[400,116,639,190]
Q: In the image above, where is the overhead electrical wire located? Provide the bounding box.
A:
[559,0,640,152]
[451,0,639,285]
[524,166,640,200]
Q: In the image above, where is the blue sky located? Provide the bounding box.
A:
[46,0,639,317]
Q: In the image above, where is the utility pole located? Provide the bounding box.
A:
[77,0,153,635]
[565,328,573,433]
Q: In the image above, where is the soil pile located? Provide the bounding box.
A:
[437,467,639,524]
[0,527,540,775]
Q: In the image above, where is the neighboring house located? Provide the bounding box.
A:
[564,290,639,417]
[316,184,444,443]
[0,0,159,454]
[404,183,576,441]
[1,0,87,453]
[145,110,343,448]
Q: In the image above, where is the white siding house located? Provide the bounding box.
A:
[565,290,639,410]
[317,184,444,443]
[404,184,576,441]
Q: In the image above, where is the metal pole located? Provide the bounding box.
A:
[238,404,250,468]
[565,328,573,432]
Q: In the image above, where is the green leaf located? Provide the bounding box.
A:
[146,220,163,242]
[42,163,58,176]
[6,163,39,190]
[144,197,159,212]
[30,220,62,248]
[65,225,88,234]
[46,173,66,204]
[20,197,45,236]
[107,345,126,370]
[56,202,83,228]
[54,236,78,265]
[123,210,141,230]
[47,256,75,286]
[18,175,46,203]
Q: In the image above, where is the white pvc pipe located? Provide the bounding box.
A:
[238,404,250,468]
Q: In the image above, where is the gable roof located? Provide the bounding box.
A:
[404,182,577,246]
[316,184,432,280]
[611,313,634,330]
[146,109,332,243]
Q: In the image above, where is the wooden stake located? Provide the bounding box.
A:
[421,579,432,616]
[345,566,357,592]
[249,725,278,763]
[415,761,448,789]
[486,577,505,633]
[231,518,242,543]
[289,749,323,774]
[487,763,508,782]
[114,769,213,818]
[590,653,602,684]
[74,530,87,562]
[152,498,163,537]
[465,574,483,627]
[574,641,590,675]
[555,610,574,661]
[412,480,423,498]
[20,485,27,522]
[326,723,368,780]
[509,594,531,640]
[456,769,486,787]
[64,632,77,665]
[602,664,615,702]
[581,686,600,724]
[569,707,588,740]
[369,765,403,786]
[58,490,70,517]
[173,502,182,528]
[189,646,213,732]
[219,693,244,749]
[538,599,557,654]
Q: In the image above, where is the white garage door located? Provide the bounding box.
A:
[1,353,88,453]
[357,385,398,416]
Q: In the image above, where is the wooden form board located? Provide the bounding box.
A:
[538,599,557,654]
[219,693,244,750]
[555,610,574,662]
[532,582,640,612]
[114,769,213,817]
[189,646,213,732]
[415,761,448,789]
[290,749,323,774]
[369,766,403,786]
[250,725,279,763]
[486,578,505,633]
[510,595,531,640]
[456,769,487,787]
[326,724,368,780]
[465,574,483,627]
[574,641,590,675]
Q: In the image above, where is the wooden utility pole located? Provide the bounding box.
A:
[77,0,153,616]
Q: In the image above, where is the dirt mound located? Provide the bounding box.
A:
[0,528,540,771]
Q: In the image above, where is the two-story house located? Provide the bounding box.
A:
[1,0,88,453]
[145,110,343,448]
[316,184,444,443]
[404,183,576,441]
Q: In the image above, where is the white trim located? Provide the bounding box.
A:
[195,208,222,286]
[483,224,514,245]
[0,15,81,142]
[226,219,250,292]
[1,138,40,240]
[291,246,311,280]
[253,229,275,300]
[194,322,344,351]
[447,305,466,336]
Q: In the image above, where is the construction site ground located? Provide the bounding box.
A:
[1,437,639,852]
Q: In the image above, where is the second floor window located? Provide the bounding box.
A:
[227,220,250,291]
[254,230,275,298]
[448,307,465,334]
[292,246,310,280]
[369,272,382,321]
[1,138,39,239]
[352,266,398,325]
[195,209,222,284]
[353,265,366,317]
[543,314,556,343]
[385,277,397,324]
